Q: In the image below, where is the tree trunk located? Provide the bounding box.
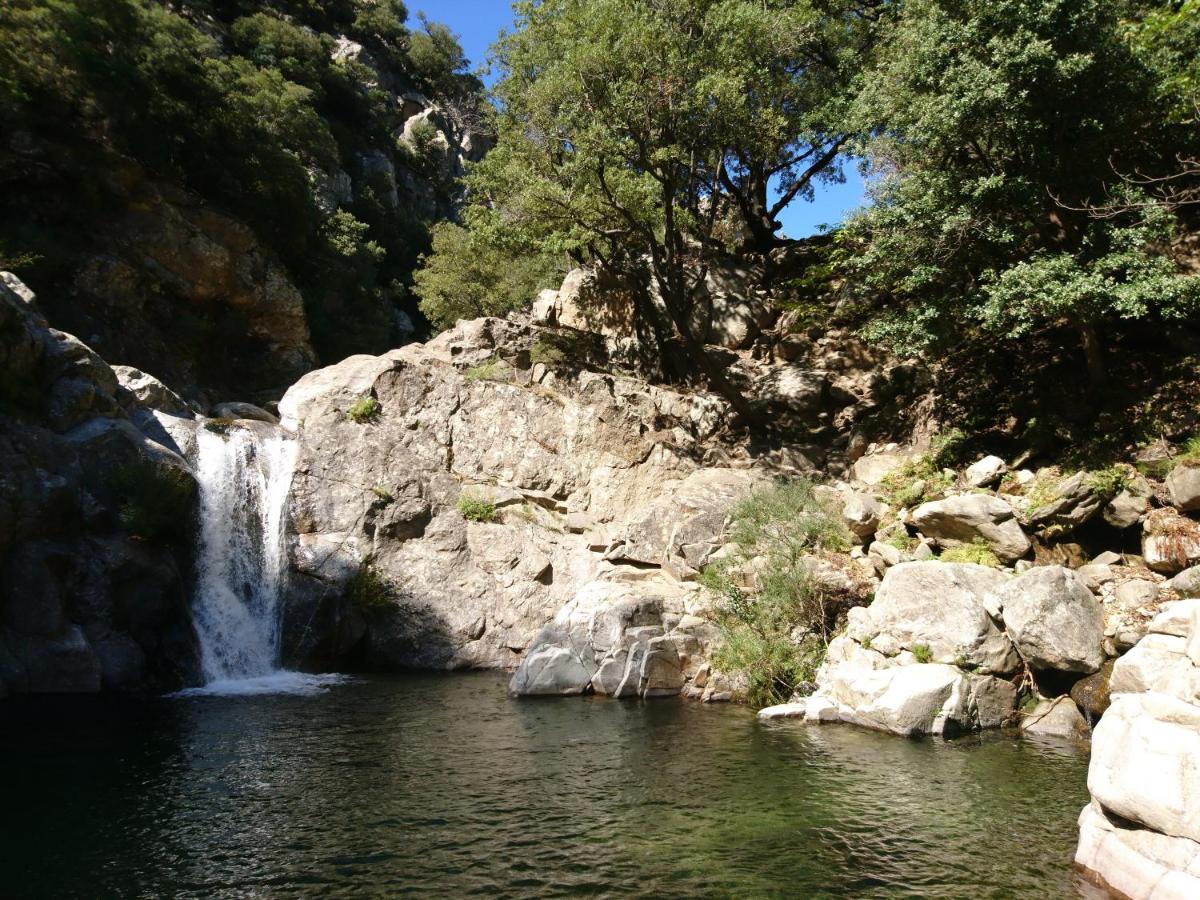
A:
[656,276,763,430]
[1077,321,1107,394]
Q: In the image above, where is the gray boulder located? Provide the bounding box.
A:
[849,561,1019,673]
[910,494,1030,563]
[212,401,278,424]
[1166,462,1200,512]
[990,566,1105,673]
[1021,695,1090,740]
[964,455,1007,488]
[1168,566,1200,598]
[1025,472,1104,530]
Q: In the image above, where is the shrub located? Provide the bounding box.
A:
[114,460,195,541]
[911,644,933,664]
[463,359,508,382]
[457,494,497,522]
[1086,465,1129,502]
[701,479,858,706]
[939,539,1001,568]
[347,395,380,423]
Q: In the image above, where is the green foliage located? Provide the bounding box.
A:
[0,0,485,367]
[701,479,857,706]
[347,395,381,423]
[847,0,1200,370]
[1086,465,1129,502]
[463,359,509,383]
[939,540,1001,568]
[729,480,851,555]
[346,561,393,613]
[878,453,955,509]
[413,221,565,330]
[911,643,933,664]
[113,460,195,541]
[457,494,498,522]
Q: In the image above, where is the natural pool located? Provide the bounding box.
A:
[1,673,1106,898]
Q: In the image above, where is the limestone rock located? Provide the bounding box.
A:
[1143,508,1200,574]
[1167,462,1200,512]
[910,494,1030,563]
[848,562,1019,673]
[964,455,1007,488]
[1025,472,1104,531]
[1021,695,1090,740]
[1105,475,1153,529]
[1169,566,1200,598]
[990,566,1105,673]
[840,489,882,542]
[1076,803,1200,900]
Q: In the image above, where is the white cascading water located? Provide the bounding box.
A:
[180,424,340,696]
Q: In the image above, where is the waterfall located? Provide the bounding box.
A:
[181,424,339,696]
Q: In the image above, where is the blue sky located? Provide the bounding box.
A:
[420,1,868,238]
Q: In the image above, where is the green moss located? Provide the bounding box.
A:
[1085,465,1129,502]
[457,494,498,522]
[346,562,393,613]
[939,539,1001,568]
[347,395,380,424]
[114,460,195,541]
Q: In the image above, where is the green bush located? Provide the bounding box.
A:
[347,395,380,423]
[939,540,1001,568]
[700,479,859,706]
[113,459,195,541]
[457,494,497,522]
[911,644,933,664]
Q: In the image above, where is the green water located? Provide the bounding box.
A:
[0,673,1104,898]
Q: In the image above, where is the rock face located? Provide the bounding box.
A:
[0,273,201,695]
[910,494,1030,563]
[278,317,755,675]
[1076,600,1200,899]
[989,566,1105,674]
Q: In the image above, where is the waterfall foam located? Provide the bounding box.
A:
[180,424,342,696]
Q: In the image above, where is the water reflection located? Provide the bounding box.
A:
[1,674,1102,898]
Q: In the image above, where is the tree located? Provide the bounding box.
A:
[425,0,872,426]
[846,0,1200,391]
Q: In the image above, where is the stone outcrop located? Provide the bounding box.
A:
[0,273,201,695]
[277,316,759,676]
[1076,600,1200,899]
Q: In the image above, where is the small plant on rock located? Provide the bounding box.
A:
[1086,465,1129,502]
[457,493,498,523]
[346,561,393,613]
[939,539,1001,568]
[347,395,380,423]
[911,643,933,664]
[700,478,862,706]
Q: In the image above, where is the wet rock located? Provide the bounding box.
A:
[1071,659,1115,720]
[212,402,278,424]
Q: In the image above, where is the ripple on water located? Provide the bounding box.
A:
[0,672,1101,898]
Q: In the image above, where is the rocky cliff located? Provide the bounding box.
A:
[0,274,201,696]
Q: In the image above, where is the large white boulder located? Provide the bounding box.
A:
[910,494,1030,563]
[851,562,1019,673]
[989,566,1105,673]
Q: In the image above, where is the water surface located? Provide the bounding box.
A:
[1,673,1103,898]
